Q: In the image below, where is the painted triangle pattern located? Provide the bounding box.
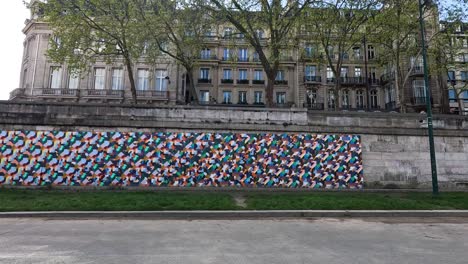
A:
[0,131,363,189]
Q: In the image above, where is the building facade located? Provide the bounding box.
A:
[10,2,453,114]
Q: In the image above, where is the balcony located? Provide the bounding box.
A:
[352,55,364,61]
[409,66,424,76]
[301,53,322,61]
[304,76,322,83]
[199,55,218,61]
[341,77,366,85]
[411,96,431,105]
[221,79,234,84]
[237,79,249,85]
[274,80,288,85]
[369,78,381,86]
[198,78,212,84]
[380,72,395,84]
[9,88,26,100]
[136,90,169,100]
[32,88,79,98]
[305,102,324,110]
[326,78,336,84]
[252,80,265,85]
[237,57,249,62]
[81,89,124,99]
[280,56,293,61]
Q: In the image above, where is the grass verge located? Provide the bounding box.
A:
[245,192,468,210]
[1,189,468,211]
[0,189,238,211]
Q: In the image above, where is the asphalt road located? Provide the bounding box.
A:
[0,218,467,264]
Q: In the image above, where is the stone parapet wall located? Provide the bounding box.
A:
[0,101,467,188]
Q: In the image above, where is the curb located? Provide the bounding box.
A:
[1,210,468,219]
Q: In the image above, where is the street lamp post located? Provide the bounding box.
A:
[418,0,439,195]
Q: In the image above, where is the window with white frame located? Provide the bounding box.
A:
[275,70,285,81]
[305,44,314,57]
[223,91,232,104]
[328,90,335,109]
[199,90,210,103]
[49,67,62,89]
[307,89,317,104]
[223,48,231,60]
[68,71,80,89]
[239,91,247,104]
[155,70,168,91]
[254,70,263,80]
[201,48,211,59]
[368,45,375,59]
[370,90,378,108]
[355,67,362,77]
[200,68,210,79]
[224,27,233,38]
[342,90,350,107]
[238,48,248,61]
[305,65,317,78]
[137,69,150,91]
[412,79,426,98]
[254,91,263,104]
[238,69,248,80]
[276,92,286,104]
[223,69,232,80]
[340,67,348,78]
[111,68,123,90]
[327,67,334,79]
[94,68,105,90]
[356,90,365,108]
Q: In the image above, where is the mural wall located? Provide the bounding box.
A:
[0,131,363,188]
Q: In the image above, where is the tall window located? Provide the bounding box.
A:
[327,67,334,80]
[155,70,168,91]
[368,45,375,59]
[223,69,232,80]
[305,44,314,57]
[201,48,211,59]
[200,90,210,103]
[276,92,286,104]
[356,90,365,108]
[305,65,317,78]
[328,90,335,109]
[254,91,263,104]
[255,29,264,39]
[111,68,123,90]
[342,90,350,107]
[448,71,455,81]
[238,48,248,61]
[254,70,263,80]
[307,89,317,104]
[223,48,231,60]
[200,68,210,79]
[238,91,247,104]
[94,68,105,90]
[137,69,150,91]
[370,67,377,80]
[238,69,248,80]
[340,67,348,78]
[461,71,467,81]
[370,90,378,108]
[355,67,362,77]
[49,67,62,89]
[448,89,457,103]
[275,70,285,81]
[223,91,232,104]
[412,79,426,98]
[253,51,260,62]
[68,72,80,89]
[353,47,361,59]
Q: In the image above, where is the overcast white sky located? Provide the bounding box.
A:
[0,1,29,100]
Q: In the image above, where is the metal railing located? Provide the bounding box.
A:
[237,79,249,85]
[252,80,265,85]
[304,76,322,83]
[340,77,366,85]
[274,80,288,85]
[198,78,212,84]
[33,88,79,97]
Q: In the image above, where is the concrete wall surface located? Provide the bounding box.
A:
[0,101,467,188]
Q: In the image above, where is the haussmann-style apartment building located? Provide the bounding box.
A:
[10,2,462,115]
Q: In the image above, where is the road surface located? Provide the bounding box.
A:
[0,218,467,264]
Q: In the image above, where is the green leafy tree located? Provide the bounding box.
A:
[44,0,149,104]
[135,0,216,103]
[200,0,316,107]
[305,0,379,110]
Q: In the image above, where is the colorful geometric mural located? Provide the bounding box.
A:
[0,131,363,188]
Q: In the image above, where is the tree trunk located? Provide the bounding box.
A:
[124,56,137,105]
[457,91,464,116]
[185,68,199,104]
[266,77,275,107]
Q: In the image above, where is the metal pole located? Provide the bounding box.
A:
[418,0,439,195]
